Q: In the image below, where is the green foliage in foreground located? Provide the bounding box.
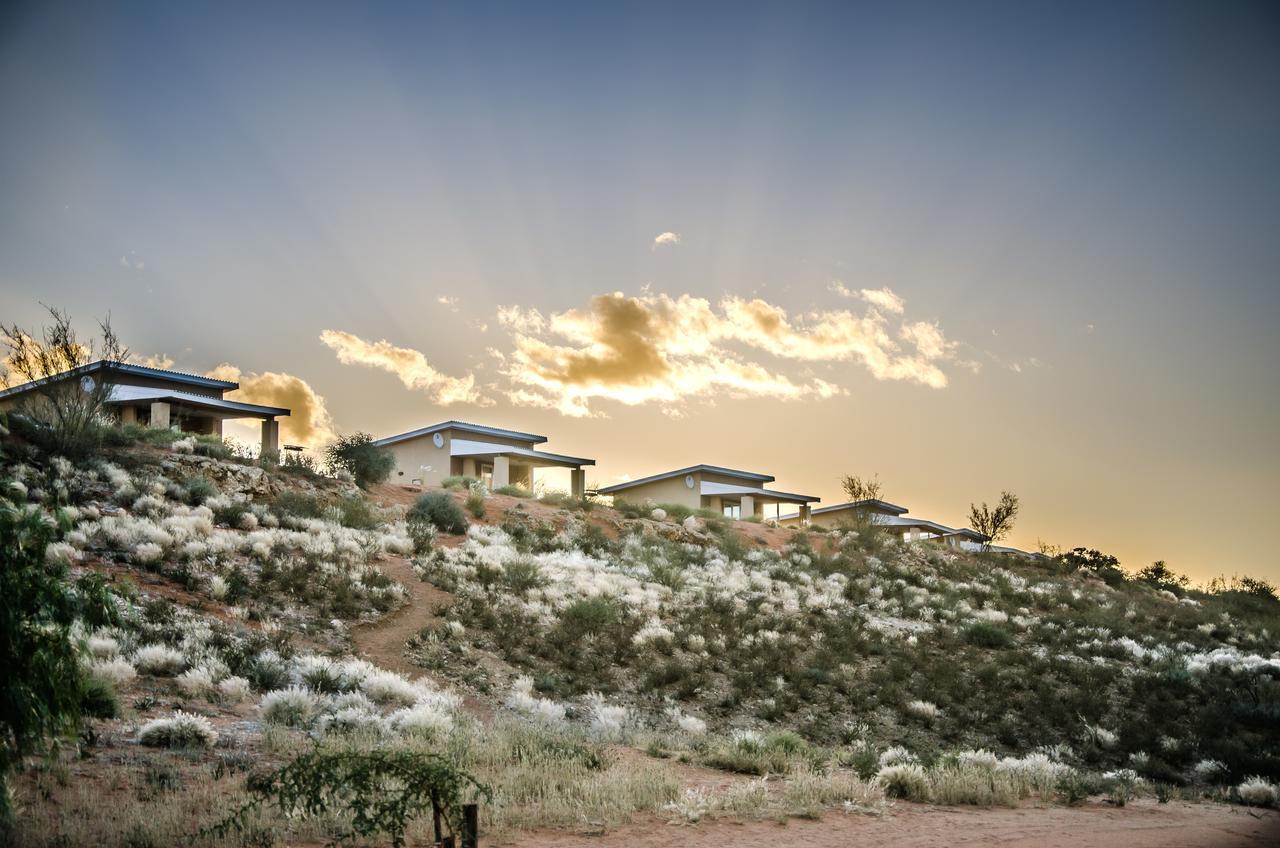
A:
[206,748,491,848]
[0,495,115,829]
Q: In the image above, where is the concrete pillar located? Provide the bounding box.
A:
[708,496,723,513]
[210,418,223,437]
[740,496,754,519]
[149,402,170,429]
[462,457,477,478]
[260,418,279,455]
[799,504,812,524]
[570,469,585,498]
[121,406,138,425]
[492,455,510,488]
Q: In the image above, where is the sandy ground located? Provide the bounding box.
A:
[506,801,1280,848]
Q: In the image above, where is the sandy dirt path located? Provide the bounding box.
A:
[350,555,450,678]
[506,801,1279,848]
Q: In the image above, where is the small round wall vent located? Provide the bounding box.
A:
[432,432,444,448]
[685,474,695,489]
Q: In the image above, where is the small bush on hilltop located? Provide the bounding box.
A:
[325,433,395,489]
[1059,547,1128,586]
[409,492,468,536]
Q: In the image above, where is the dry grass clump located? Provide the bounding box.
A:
[137,711,219,748]
[132,644,187,676]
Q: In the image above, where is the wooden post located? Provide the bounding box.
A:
[461,803,478,848]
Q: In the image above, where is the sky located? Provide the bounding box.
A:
[1,1,1277,583]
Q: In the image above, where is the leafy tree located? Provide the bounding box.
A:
[968,491,1020,550]
[1058,547,1127,586]
[206,747,490,848]
[0,495,115,829]
[840,474,883,503]
[1136,560,1190,595]
[0,306,128,458]
[325,432,395,489]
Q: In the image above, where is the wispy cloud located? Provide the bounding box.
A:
[495,288,958,416]
[437,296,460,312]
[830,281,905,314]
[652,231,681,248]
[319,329,486,405]
[206,363,337,447]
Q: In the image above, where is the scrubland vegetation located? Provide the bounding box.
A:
[1,393,1278,846]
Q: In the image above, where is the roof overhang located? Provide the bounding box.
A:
[811,498,909,516]
[375,420,548,448]
[598,464,774,494]
[0,359,237,401]
[107,385,289,419]
[449,438,594,468]
[700,481,818,504]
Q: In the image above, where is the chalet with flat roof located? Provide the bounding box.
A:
[598,464,819,521]
[373,420,594,496]
[0,360,289,453]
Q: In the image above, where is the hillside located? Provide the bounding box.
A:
[3,425,1279,847]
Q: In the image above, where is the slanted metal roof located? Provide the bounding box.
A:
[374,420,548,448]
[811,498,909,516]
[106,384,289,418]
[778,498,908,522]
[597,464,774,494]
[0,359,237,400]
[699,481,818,504]
[448,437,594,467]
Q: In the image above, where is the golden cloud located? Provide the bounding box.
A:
[497,289,954,416]
[206,364,337,448]
[319,329,486,406]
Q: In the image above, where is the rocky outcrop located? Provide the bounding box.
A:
[159,454,360,500]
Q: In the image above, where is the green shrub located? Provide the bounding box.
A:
[271,490,324,519]
[965,621,1014,649]
[80,675,121,719]
[493,485,532,498]
[192,435,234,459]
[441,475,478,490]
[205,748,491,848]
[408,492,468,536]
[182,476,217,506]
[325,433,395,489]
[0,496,115,825]
[335,494,382,530]
[465,490,486,519]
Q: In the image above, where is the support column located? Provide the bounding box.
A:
[740,495,754,520]
[149,402,170,429]
[121,406,138,425]
[570,468,585,498]
[462,457,477,478]
[708,496,723,513]
[260,418,279,455]
[799,504,812,524]
[210,418,223,437]
[492,455,510,488]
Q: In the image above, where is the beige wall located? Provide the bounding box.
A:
[383,432,454,486]
[608,472,702,509]
[382,427,547,488]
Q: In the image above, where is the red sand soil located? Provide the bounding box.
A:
[505,800,1280,848]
